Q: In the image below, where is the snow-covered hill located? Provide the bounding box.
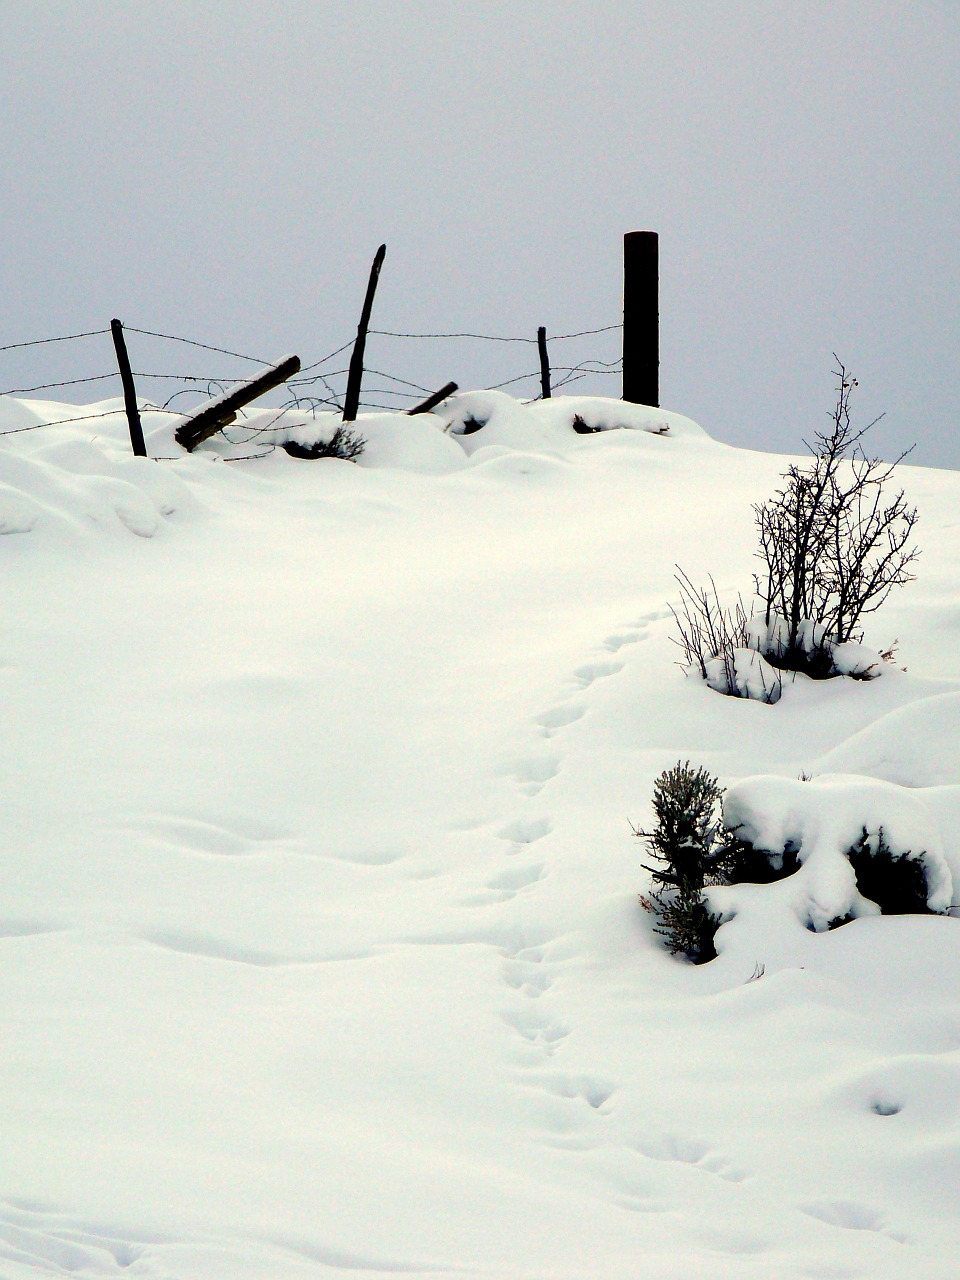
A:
[2,390,958,1279]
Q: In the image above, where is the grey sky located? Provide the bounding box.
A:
[2,1,957,466]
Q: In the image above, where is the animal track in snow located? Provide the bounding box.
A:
[799,1200,909,1243]
[502,963,553,997]
[602,631,643,652]
[497,815,553,845]
[509,754,560,796]
[636,607,673,626]
[486,863,545,894]
[535,703,586,735]
[501,1006,570,1050]
[571,658,624,688]
[501,955,554,999]
[526,1071,616,1112]
[628,1133,748,1183]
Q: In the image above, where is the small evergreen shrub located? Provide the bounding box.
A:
[635,762,736,963]
[283,424,366,461]
[845,826,934,916]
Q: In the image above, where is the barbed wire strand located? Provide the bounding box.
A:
[0,372,120,396]
[0,408,125,437]
[297,340,356,374]
[552,323,622,341]
[0,328,111,353]
[124,326,270,364]
[126,328,358,381]
[289,367,350,388]
[371,329,536,345]
[369,322,622,344]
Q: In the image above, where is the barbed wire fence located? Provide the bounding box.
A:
[0,318,626,449]
[0,233,662,458]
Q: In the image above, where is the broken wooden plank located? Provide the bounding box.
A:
[175,354,301,451]
[407,382,458,416]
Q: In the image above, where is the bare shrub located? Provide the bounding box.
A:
[670,570,749,687]
[670,569,782,703]
[753,358,919,673]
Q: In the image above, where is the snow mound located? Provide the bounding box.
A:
[818,692,960,787]
[438,389,706,455]
[703,645,783,702]
[0,416,193,538]
[0,391,709,537]
[0,393,45,434]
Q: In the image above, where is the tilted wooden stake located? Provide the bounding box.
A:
[537,326,551,399]
[110,319,147,457]
[175,354,301,451]
[407,382,458,416]
[343,243,387,423]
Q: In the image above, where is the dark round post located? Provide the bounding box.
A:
[537,326,551,399]
[622,231,659,406]
[110,319,147,456]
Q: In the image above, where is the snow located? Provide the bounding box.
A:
[1,389,959,1278]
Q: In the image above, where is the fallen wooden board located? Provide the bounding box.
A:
[175,354,301,451]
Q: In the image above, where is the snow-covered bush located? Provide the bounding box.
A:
[723,775,953,932]
[282,424,366,461]
[845,826,937,916]
[636,762,737,963]
[639,768,954,964]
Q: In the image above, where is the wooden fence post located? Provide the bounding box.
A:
[110,319,147,457]
[622,231,659,407]
[537,326,551,399]
[343,244,386,423]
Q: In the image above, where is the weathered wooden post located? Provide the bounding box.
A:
[174,355,301,451]
[343,244,386,423]
[110,319,147,457]
[622,231,659,407]
[537,326,551,399]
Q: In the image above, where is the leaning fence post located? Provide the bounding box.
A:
[343,243,386,423]
[110,319,147,457]
[407,382,458,416]
[622,230,659,407]
[537,326,551,399]
[174,355,301,451]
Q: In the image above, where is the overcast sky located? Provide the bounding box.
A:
[2,1,958,466]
